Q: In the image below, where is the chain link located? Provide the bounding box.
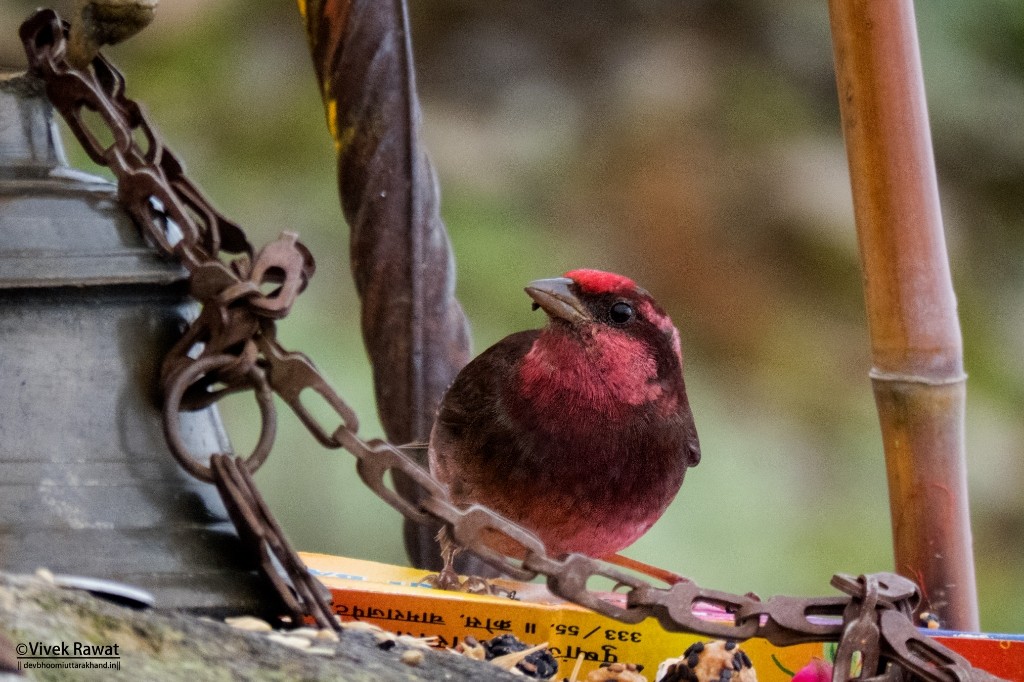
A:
[19,9,1008,681]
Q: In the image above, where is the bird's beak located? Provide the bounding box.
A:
[525,277,593,324]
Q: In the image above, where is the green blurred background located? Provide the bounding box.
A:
[3,0,1022,631]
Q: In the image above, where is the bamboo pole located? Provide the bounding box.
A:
[828,0,979,630]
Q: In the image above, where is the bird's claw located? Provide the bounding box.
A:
[421,569,507,597]
[421,566,465,592]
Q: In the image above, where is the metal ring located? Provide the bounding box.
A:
[162,354,276,483]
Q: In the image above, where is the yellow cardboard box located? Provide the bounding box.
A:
[301,553,1024,680]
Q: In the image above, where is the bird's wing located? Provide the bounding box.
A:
[427,329,540,500]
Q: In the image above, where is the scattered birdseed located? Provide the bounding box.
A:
[584,661,648,682]
[398,634,437,650]
[484,634,558,679]
[223,615,570,678]
[734,652,753,669]
[289,627,322,640]
[401,649,424,666]
[225,616,273,632]
[221,614,344,658]
[315,629,340,642]
[656,640,757,682]
[266,633,312,650]
[453,635,487,661]
[34,567,56,585]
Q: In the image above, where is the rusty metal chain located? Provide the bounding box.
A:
[19,9,1007,681]
[20,9,344,629]
[210,453,337,630]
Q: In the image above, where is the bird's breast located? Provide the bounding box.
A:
[516,328,671,424]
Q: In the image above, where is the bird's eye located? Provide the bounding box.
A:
[608,301,635,325]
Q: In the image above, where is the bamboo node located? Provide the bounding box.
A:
[868,369,967,386]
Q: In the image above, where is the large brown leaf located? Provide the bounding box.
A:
[299,0,486,572]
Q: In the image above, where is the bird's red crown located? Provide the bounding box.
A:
[564,269,636,295]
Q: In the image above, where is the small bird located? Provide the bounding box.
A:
[428,269,700,585]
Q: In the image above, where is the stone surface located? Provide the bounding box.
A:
[0,572,522,681]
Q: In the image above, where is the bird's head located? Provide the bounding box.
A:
[520,268,698,465]
[525,268,683,366]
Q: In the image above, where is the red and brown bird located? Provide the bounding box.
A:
[428,269,700,582]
